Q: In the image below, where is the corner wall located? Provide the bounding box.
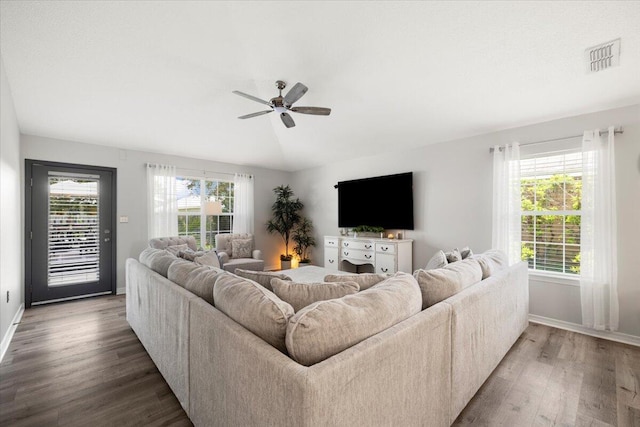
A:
[0,57,24,358]
[291,105,640,338]
[20,135,292,294]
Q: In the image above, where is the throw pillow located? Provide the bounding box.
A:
[271,279,359,312]
[460,246,473,260]
[425,250,448,270]
[323,273,389,291]
[214,273,294,353]
[286,272,422,366]
[165,244,190,256]
[472,249,508,279]
[232,238,253,259]
[194,250,221,268]
[413,258,482,309]
[234,269,292,292]
[445,248,462,263]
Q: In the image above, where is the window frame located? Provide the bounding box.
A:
[520,149,582,278]
[176,175,234,249]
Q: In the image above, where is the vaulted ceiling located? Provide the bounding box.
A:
[1,1,639,171]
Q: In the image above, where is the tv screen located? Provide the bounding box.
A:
[338,172,414,230]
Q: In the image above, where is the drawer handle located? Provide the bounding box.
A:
[381,267,389,273]
[343,251,349,256]
[329,259,334,263]
[365,244,372,249]
[381,246,389,251]
[328,241,335,245]
[365,254,372,259]
[343,242,349,247]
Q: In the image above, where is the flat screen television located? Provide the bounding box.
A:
[337,172,414,230]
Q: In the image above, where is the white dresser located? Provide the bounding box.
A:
[323,236,413,274]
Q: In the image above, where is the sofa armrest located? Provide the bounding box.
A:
[217,251,229,265]
[252,249,262,260]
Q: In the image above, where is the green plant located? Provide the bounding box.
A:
[293,217,316,263]
[266,185,304,259]
[352,225,384,233]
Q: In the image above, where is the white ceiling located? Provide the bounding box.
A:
[1,1,639,172]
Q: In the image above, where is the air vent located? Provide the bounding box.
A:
[585,38,620,73]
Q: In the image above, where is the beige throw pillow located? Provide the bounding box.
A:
[165,244,190,256]
[323,273,389,291]
[231,238,253,258]
[472,249,508,279]
[286,272,422,366]
[234,269,292,292]
[425,250,448,270]
[194,251,221,268]
[214,273,294,353]
[445,248,462,263]
[413,258,482,309]
[271,279,360,312]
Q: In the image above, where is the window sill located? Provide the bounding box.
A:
[528,270,580,287]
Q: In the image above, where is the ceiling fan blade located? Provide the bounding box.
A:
[280,112,296,128]
[283,82,308,105]
[232,90,271,106]
[238,110,273,119]
[290,106,331,116]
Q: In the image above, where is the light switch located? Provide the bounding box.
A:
[119,216,129,223]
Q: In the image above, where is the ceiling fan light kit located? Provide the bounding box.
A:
[233,80,331,128]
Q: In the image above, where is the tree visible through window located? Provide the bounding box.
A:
[177,177,234,249]
[520,152,581,275]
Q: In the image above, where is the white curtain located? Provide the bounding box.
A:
[580,127,618,331]
[146,163,178,239]
[492,143,522,265]
[233,173,254,234]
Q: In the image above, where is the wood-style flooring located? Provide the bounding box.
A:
[1,295,638,426]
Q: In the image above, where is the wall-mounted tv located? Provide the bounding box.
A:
[337,172,414,230]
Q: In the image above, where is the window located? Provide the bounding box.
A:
[176,177,234,249]
[520,152,582,275]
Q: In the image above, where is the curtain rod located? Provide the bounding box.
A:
[146,163,247,178]
[489,127,624,153]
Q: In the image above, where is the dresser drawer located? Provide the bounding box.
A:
[342,239,374,251]
[325,237,339,247]
[376,253,396,274]
[341,249,375,263]
[324,247,339,270]
[376,243,396,254]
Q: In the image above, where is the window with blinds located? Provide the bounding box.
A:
[520,151,582,275]
[48,175,100,286]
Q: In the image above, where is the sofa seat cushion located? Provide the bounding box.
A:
[271,279,360,312]
[285,272,422,366]
[139,247,179,278]
[234,269,292,292]
[414,258,482,309]
[323,273,390,291]
[213,273,294,353]
[221,258,265,273]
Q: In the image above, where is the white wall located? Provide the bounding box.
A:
[0,57,23,352]
[291,105,640,338]
[21,135,291,293]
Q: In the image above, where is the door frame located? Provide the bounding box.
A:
[24,159,117,308]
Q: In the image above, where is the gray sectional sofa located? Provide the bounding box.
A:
[126,248,528,426]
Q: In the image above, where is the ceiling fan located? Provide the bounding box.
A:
[232,80,331,128]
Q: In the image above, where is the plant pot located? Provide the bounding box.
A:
[298,261,311,267]
[281,260,292,270]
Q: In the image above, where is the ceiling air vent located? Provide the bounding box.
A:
[585,38,620,73]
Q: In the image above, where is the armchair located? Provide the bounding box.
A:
[214,233,264,273]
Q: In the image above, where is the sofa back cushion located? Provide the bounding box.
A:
[149,236,198,251]
[167,259,208,288]
[414,258,482,309]
[185,268,225,305]
[139,247,178,277]
[323,273,390,291]
[213,273,294,353]
[471,249,508,279]
[271,279,360,312]
[285,272,422,366]
[234,269,292,292]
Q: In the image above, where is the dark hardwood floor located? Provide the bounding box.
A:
[1,295,638,426]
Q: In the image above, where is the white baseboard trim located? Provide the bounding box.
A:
[0,303,25,363]
[529,314,640,347]
[116,287,126,295]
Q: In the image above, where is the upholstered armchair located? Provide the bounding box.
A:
[214,233,264,273]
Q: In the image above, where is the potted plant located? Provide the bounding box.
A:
[352,225,385,238]
[266,185,303,270]
[293,217,316,266]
